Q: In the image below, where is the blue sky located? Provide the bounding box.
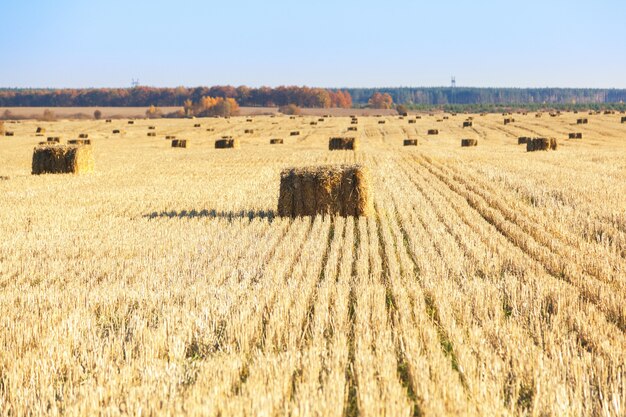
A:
[1,0,625,88]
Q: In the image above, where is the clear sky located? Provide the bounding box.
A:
[1,0,625,89]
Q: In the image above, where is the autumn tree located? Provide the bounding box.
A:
[368,92,393,109]
[396,104,408,116]
[193,96,240,117]
[146,105,163,119]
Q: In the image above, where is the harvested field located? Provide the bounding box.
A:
[0,113,625,417]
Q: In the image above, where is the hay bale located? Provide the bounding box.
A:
[79,133,89,138]
[166,135,176,139]
[436,119,443,122]
[527,138,558,152]
[403,139,418,146]
[105,119,112,123]
[36,127,45,134]
[47,137,61,143]
[427,129,439,135]
[408,119,416,124]
[5,131,14,136]
[443,116,449,120]
[112,129,120,134]
[569,133,583,139]
[318,118,325,122]
[290,131,300,136]
[0,121,3,135]
[329,137,359,151]
[518,137,530,144]
[461,139,478,147]
[147,132,156,137]
[504,118,515,125]
[270,138,284,144]
[244,129,254,133]
[416,115,422,119]
[289,116,296,120]
[351,120,358,125]
[463,121,473,128]
[347,126,358,131]
[246,118,253,122]
[535,113,542,118]
[215,138,239,148]
[400,112,408,117]
[32,144,94,175]
[128,120,134,124]
[172,139,187,148]
[148,126,156,130]
[621,116,626,123]
[206,128,215,132]
[577,118,588,124]
[278,164,371,217]
[310,121,317,125]
[68,139,91,145]
[378,120,386,124]
[194,123,201,127]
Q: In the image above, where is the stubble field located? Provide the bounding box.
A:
[0,112,625,416]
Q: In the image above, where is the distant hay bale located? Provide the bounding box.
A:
[398,116,404,120]
[172,139,187,148]
[310,121,317,125]
[215,138,239,148]
[436,119,443,122]
[32,144,94,175]
[480,113,487,116]
[194,123,201,127]
[36,127,45,134]
[329,137,359,151]
[244,129,254,133]
[277,164,371,217]
[427,129,439,135]
[347,126,357,131]
[504,118,515,125]
[518,137,530,144]
[148,126,156,130]
[461,139,478,147]
[535,113,542,118]
[400,112,408,117]
[246,118,253,122]
[5,131,14,136]
[416,115,422,119]
[47,137,61,143]
[351,120,358,124]
[577,118,588,124]
[318,118,325,122]
[621,116,626,123]
[527,138,558,152]
[290,131,300,136]
[443,116,449,120]
[568,133,583,139]
[270,138,284,144]
[463,121,473,127]
[206,128,215,132]
[378,120,386,124]
[403,139,418,146]
[147,132,156,137]
[79,133,89,138]
[112,129,120,134]
[68,139,91,145]
[105,119,112,123]
[408,119,416,124]
[165,135,176,139]
[289,116,296,120]
[128,121,134,124]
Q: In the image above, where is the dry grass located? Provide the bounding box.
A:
[0,113,625,416]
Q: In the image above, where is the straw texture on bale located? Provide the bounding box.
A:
[32,145,94,175]
[461,139,478,147]
[278,165,371,217]
[270,138,284,144]
[427,129,439,135]
[329,137,359,151]
[518,137,530,144]
[172,139,187,148]
[351,120,358,124]
[215,138,239,149]
[463,121,473,127]
[527,138,558,152]
[569,133,583,139]
[403,139,418,146]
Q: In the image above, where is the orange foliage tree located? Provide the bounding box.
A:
[368,92,393,109]
[192,96,240,117]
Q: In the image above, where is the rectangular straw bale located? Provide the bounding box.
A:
[329,137,359,151]
[147,132,156,137]
[128,120,134,124]
[148,126,156,130]
[403,139,418,146]
[621,116,626,123]
[569,133,583,139]
[463,121,473,127]
[518,137,530,144]
[194,123,201,127]
[68,139,91,145]
[112,129,120,134]
[172,139,187,148]
[270,138,284,144]
[47,137,60,143]
[408,119,416,124]
[105,119,112,123]
[527,137,558,152]
[79,133,89,138]
[461,139,478,147]
[32,144,94,175]
[378,120,386,124]
[290,131,300,136]
[427,129,439,135]
[278,164,371,217]
[577,118,588,124]
[36,127,45,133]
[215,138,239,148]
[5,131,14,136]
[347,126,357,131]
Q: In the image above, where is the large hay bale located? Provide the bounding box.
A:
[172,139,187,148]
[270,138,284,144]
[416,115,422,119]
[518,137,530,144]
[206,128,215,132]
[329,137,359,151]
[32,144,94,175]
[403,139,418,146]
[215,138,239,148]
[463,121,473,128]
[79,133,89,138]
[427,129,439,135]
[527,138,558,152]
[318,118,325,122]
[577,118,588,124]
[246,118,253,122]
[621,116,626,123]
[443,116,449,120]
[290,131,300,136]
[569,133,583,139]
[461,139,478,147]
[278,164,371,217]
[68,139,91,145]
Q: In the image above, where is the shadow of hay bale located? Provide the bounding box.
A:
[144,209,276,222]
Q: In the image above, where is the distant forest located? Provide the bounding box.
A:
[1,86,626,110]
